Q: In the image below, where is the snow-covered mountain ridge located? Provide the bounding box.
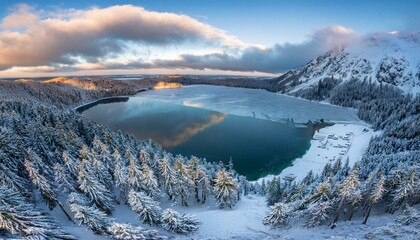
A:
[275,32,420,94]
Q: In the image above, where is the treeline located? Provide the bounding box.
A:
[0,77,157,108]
[0,98,244,239]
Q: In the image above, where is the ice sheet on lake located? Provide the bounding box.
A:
[137,85,360,123]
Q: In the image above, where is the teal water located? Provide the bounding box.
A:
[81,97,314,180]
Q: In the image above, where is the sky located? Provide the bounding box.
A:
[0,0,418,78]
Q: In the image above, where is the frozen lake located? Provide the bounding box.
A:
[81,85,359,180]
[137,85,359,123]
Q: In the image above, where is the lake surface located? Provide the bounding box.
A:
[81,86,359,180]
[81,97,314,180]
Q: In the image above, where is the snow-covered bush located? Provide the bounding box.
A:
[396,205,420,226]
[160,209,199,234]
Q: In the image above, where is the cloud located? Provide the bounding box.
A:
[152,26,357,73]
[0,4,244,71]
[0,3,358,75]
[0,4,39,29]
[62,25,357,73]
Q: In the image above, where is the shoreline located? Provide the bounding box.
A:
[256,121,379,184]
[74,83,375,185]
[74,88,149,112]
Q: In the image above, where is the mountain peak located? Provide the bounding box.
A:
[276,32,420,95]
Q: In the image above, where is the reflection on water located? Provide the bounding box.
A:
[81,97,314,180]
[158,112,226,148]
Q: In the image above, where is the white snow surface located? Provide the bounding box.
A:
[137,85,359,123]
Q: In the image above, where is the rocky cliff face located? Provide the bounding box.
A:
[274,32,420,94]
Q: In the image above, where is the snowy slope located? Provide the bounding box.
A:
[274,32,420,94]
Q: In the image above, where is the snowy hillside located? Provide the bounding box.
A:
[274,32,420,94]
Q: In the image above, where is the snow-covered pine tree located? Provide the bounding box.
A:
[159,154,179,200]
[263,202,290,228]
[302,178,331,208]
[91,148,114,190]
[24,153,57,209]
[174,156,193,206]
[77,159,115,214]
[200,172,211,204]
[139,149,152,166]
[62,151,78,178]
[260,179,267,196]
[160,209,199,234]
[139,160,160,199]
[266,177,281,206]
[0,185,75,239]
[127,148,143,190]
[363,176,386,224]
[331,168,360,228]
[347,189,362,221]
[390,167,419,213]
[68,192,111,235]
[188,156,205,203]
[128,190,162,225]
[305,201,332,228]
[108,223,166,240]
[114,159,129,201]
[54,163,76,193]
[213,169,238,208]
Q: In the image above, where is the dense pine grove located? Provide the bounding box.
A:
[258,78,420,229]
[0,91,242,239]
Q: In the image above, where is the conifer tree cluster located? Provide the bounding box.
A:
[0,97,247,238]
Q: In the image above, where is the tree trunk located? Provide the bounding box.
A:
[363,205,372,224]
[56,200,75,224]
[331,198,344,229]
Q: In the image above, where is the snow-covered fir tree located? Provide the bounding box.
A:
[389,167,420,213]
[160,209,199,234]
[263,202,290,228]
[159,154,179,201]
[0,185,75,239]
[139,160,160,199]
[108,223,166,240]
[305,201,332,228]
[331,168,361,228]
[174,156,193,206]
[188,156,206,203]
[128,190,162,225]
[54,163,76,193]
[213,169,238,208]
[24,151,57,209]
[127,149,143,190]
[77,159,115,214]
[68,192,111,234]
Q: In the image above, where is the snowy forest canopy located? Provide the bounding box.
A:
[0,77,418,239]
